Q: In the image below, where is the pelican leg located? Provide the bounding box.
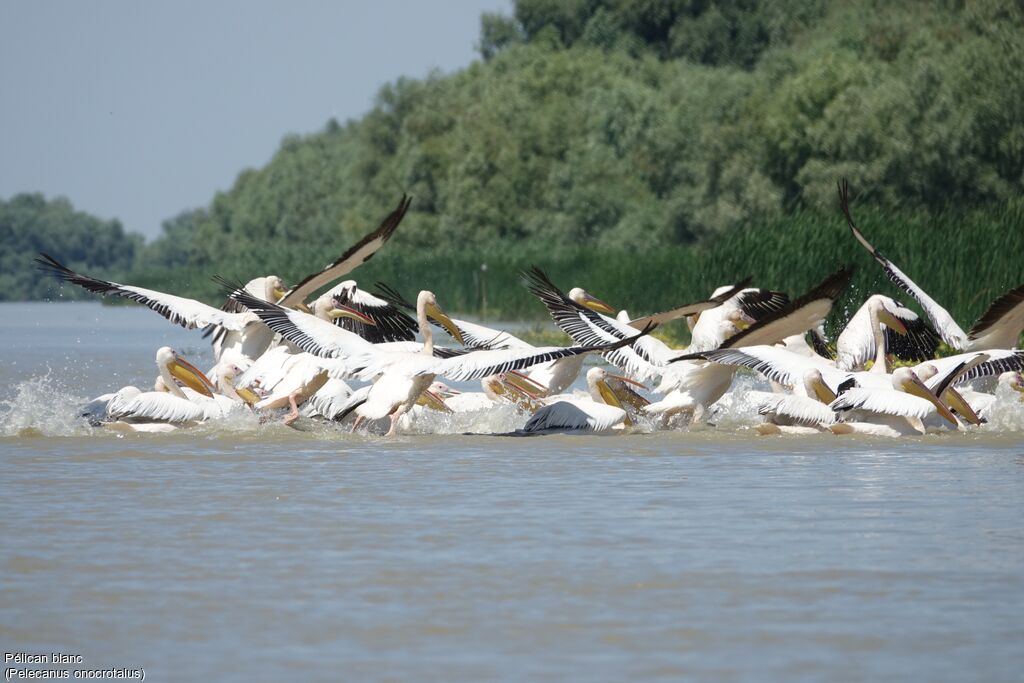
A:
[386,404,409,437]
[351,415,365,433]
[283,393,301,425]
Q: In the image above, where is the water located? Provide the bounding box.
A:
[2,302,1023,682]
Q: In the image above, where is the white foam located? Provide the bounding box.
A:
[0,373,92,437]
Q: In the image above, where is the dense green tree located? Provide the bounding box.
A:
[0,194,140,301]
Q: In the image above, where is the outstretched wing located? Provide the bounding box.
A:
[839,179,967,349]
[625,280,749,329]
[278,195,411,308]
[36,253,252,331]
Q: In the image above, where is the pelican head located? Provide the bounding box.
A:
[429,381,461,399]
[265,275,288,302]
[156,346,215,398]
[803,368,836,405]
[419,291,465,345]
[893,367,957,426]
[568,287,616,315]
[318,294,377,326]
[868,295,908,335]
[218,363,260,405]
[586,367,623,409]
[416,382,453,413]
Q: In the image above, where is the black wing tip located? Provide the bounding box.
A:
[34,252,72,277]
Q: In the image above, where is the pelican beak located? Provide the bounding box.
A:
[596,379,624,410]
[168,356,215,398]
[272,286,288,301]
[944,387,982,426]
[437,386,461,399]
[877,309,908,335]
[811,378,837,405]
[905,374,958,427]
[596,378,633,426]
[608,373,646,389]
[502,370,548,398]
[329,301,377,325]
[236,386,261,405]
[425,302,464,345]
[578,292,616,315]
[417,389,452,413]
[295,302,313,314]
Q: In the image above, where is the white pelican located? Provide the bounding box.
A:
[840,180,1024,351]
[828,367,959,435]
[102,347,246,430]
[227,284,654,435]
[522,368,635,434]
[835,294,937,371]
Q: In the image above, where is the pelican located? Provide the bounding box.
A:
[840,180,1024,351]
[521,368,636,434]
[102,347,247,430]
[835,294,936,371]
[828,367,959,435]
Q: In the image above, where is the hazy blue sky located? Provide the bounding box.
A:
[0,0,509,238]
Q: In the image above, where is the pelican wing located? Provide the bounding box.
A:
[432,326,656,383]
[918,350,1024,386]
[524,400,626,433]
[675,345,842,388]
[522,267,665,381]
[625,280,749,329]
[447,318,534,350]
[223,280,375,359]
[718,267,854,349]
[331,284,419,343]
[839,180,968,349]
[736,288,792,320]
[109,392,210,423]
[757,394,838,426]
[968,284,1024,349]
[36,254,253,331]
[830,388,939,420]
[278,195,411,308]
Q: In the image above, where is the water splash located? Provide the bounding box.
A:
[0,373,92,438]
[981,384,1024,432]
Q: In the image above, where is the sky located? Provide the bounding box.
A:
[0,0,510,238]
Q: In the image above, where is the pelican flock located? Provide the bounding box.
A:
[37,182,1024,437]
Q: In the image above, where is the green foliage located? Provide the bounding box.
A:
[0,194,140,301]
